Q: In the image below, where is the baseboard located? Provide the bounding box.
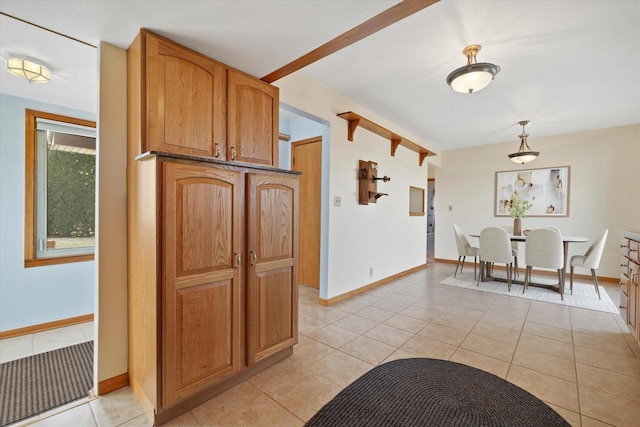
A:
[98,372,129,395]
[434,258,617,283]
[318,264,427,306]
[0,313,94,339]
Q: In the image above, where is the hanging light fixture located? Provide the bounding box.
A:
[5,54,52,83]
[508,120,539,164]
[446,45,500,94]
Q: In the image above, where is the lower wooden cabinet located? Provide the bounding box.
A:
[127,155,298,424]
[620,232,640,344]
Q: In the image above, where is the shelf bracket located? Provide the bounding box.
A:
[419,152,429,167]
[347,119,360,142]
[391,138,401,157]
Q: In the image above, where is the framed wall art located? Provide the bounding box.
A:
[495,166,570,217]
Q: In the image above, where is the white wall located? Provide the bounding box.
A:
[0,93,95,332]
[435,124,640,279]
[275,73,439,299]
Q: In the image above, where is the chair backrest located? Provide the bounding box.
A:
[479,227,513,264]
[582,229,608,269]
[541,226,562,234]
[501,225,519,250]
[525,228,563,269]
[453,224,472,256]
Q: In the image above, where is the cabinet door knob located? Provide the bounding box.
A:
[634,274,639,285]
[230,146,236,161]
[250,250,257,266]
[214,143,221,158]
[234,252,241,268]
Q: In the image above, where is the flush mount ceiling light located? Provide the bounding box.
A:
[508,120,539,164]
[5,54,52,83]
[446,44,500,94]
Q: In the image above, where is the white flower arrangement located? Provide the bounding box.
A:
[508,193,534,219]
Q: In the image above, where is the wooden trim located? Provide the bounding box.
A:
[0,314,93,339]
[261,0,439,83]
[318,264,426,306]
[433,258,618,283]
[98,373,129,395]
[25,253,95,268]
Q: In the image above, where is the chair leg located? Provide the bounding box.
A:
[506,263,512,292]
[461,256,466,274]
[454,256,462,277]
[523,266,531,294]
[514,256,519,278]
[570,266,574,294]
[591,269,601,300]
[474,257,477,281]
[557,269,564,300]
[476,261,482,286]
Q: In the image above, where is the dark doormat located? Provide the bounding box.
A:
[0,340,93,426]
[306,358,570,427]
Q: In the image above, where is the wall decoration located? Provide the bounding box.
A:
[495,166,570,217]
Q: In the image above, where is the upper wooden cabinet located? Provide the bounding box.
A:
[128,30,279,166]
[228,70,279,166]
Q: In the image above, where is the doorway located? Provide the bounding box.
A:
[292,137,322,288]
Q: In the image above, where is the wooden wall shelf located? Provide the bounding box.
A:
[337,111,436,166]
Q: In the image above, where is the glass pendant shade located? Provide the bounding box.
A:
[508,121,539,164]
[446,45,500,94]
[6,55,51,83]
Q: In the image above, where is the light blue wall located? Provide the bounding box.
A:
[279,105,331,299]
[0,93,96,332]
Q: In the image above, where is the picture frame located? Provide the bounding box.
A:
[495,166,570,217]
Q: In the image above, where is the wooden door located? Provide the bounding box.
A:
[246,173,298,365]
[147,33,227,159]
[292,137,322,288]
[162,162,242,407]
[228,70,278,165]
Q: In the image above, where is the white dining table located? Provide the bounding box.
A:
[469,233,588,291]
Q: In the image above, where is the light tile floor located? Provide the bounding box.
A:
[3,262,640,426]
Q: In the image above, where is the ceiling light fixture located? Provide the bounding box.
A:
[5,54,52,84]
[508,120,539,164]
[446,44,500,94]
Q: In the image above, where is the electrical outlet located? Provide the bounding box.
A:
[334,196,341,207]
[449,205,453,211]
[369,268,373,277]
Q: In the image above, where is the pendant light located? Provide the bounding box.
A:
[508,120,539,164]
[5,54,52,84]
[446,45,500,94]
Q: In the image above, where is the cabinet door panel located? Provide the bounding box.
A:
[162,162,241,407]
[247,173,298,365]
[630,261,639,336]
[147,35,226,158]
[228,70,278,165]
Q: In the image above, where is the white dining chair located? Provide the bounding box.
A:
[570,229,608,299]
[453,224,479,279]
[478,227,514,291]
[524,228,565,299]
[501,225,520,277]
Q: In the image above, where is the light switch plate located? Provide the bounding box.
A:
[334,196,341,207]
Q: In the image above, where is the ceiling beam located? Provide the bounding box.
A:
[261,0,439,83]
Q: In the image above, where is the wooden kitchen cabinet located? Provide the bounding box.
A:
[620,232,640,344]
[129,30,279,166]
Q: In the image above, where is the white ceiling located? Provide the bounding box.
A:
[1,0,638,152]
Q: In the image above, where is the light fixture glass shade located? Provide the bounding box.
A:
[508,120,539,164]
[6,55,51,83]
[446,45,500,94]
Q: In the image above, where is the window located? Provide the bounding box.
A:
[24,109,96,267]
[409,186,425,216]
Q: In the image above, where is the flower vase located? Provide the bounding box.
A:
[514,218,522,236]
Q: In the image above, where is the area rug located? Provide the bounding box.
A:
[305,358,569,427]
[0,341,93,426]
[440,271,618,314]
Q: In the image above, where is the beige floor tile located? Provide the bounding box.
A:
[576,362,640,403]
[580,415,615,427]
[330,299,369,314]
[526,311,572,330]
[298,313,331,334]
[574,344,640,377]
[162,411,202,426]
[512,346,576,382]
[290,334,335,364]
[331,314,379,334]
[381,348,422,363]
[364,323,414,347]
[573,331,637,358]
[546,403,581,427]
[518,333,575,360]
[191,381,301,427]
[32,325,87,354]
[449,348,509,378]
[455,297,493,312]
[460,333,516,362]
[386,292,422,305]
[486,303,530,320]
[31,404,97,426]
[371,298,410,313]
[311,350,374,387]
[118,413,154,426]
[479,312,525,330]
[522,321,573,344]
[579,385,640,426]
[0,334,33,363]
[506,365,579,412]
[353,306,395,323]
[90,387,146,427]
[339,335,396,365]
[400,335,457,360]
[305,324,358,349]
[399,305,441,322]
[383,313,427,333]
[470,322,521,345]
[431,313,479,332]
[418,322,468,346]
